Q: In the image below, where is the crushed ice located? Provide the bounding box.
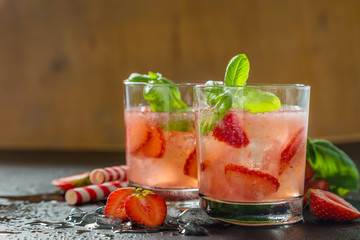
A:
[27,205,228,236]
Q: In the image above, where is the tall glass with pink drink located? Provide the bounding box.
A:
[194,54,310,225]
[124,73,199,209]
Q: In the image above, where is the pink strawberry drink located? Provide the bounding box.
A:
[125,109,197,189]
[124,75,199,208]
[195,82,310,225]
[197,108,308,202]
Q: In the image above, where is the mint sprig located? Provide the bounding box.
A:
[199,54,281,134]
[125,72,188,113]
[306,138,359,196]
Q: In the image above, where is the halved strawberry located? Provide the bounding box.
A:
[125,114,150,153]
[125,189,167,227]
[225,163,279,199]
[104,187,136,220]
[279,127,306,175]
[303,179,329,204]
[141,126,166,158]
[52,172,91,191]
[308,189,360,221]
[183,149,198,179]
[213,112,249,148]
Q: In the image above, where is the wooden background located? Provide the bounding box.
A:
[0,0,359,151]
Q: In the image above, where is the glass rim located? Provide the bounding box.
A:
[123,81,203,87]
[194,83,310,89]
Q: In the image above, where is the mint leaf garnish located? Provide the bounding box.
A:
[199,53,281,135]
[125,72,188,112]
[224,54,250,87]
[232,89,281,113]
[306,138,359,196]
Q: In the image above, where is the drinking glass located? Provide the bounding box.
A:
[124,82,199,209]
[194,84,310,225]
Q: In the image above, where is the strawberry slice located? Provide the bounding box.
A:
[141,126,166,158]
[52,172,91,191]
[183,149,198,179]
[308,189,360,221]
[126,114,150,153]
[303,179,329,204]
[213,112,249,148]
[104,187,136,220]
[225,163,280,199]
[125,189,167,227]
[279,127,306,175]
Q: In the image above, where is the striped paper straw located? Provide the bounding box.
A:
[65,181,128,205]
[90,165,128,184]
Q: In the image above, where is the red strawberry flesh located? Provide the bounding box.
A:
[126,114,150,153]
[225,163,280,200]
[213,112,249,148]
[279,127,306,175]
[303,179,329,204]
[141,126,166,158]
[125,190,167,227]
[183,149,198,179]
[309,189,360,221]
[104,187,136,220]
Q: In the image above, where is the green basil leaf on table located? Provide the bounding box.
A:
[306,139,359,196]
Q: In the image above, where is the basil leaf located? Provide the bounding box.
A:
[307,139,359,195]
[143,83,173,112]
[125,73,151,83]
[204,81,225,105]
[232,89,281,113]
[148,71,158,79]
[224,54,250,87]
[199,111,225,135]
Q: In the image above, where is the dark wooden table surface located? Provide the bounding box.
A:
[0,142,360,239]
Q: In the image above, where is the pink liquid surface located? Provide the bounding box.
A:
[125,109,197,189]
[197,107,308,202]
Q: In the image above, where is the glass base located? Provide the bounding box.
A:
[129,181,199,210]
[200,194,303,226]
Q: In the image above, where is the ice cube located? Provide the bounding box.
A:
[96,215,122,228]
[94,206,105,215]
[178,208,213,226]
[180,223,208,236]
[78,213,99,226]
[166,207,181,219]
[65,208,87,223]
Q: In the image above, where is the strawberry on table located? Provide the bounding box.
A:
[126,114,150,153]
[308,189,360,221]
[303,179,329,204]
[141,126,166,158]
[125,189,167,227]
[279,127,306,175]
[104,187,136,220]
[213,112,249,148]
[224,163,280,200]
[183,149,198,179]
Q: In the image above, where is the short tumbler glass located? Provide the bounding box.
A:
[194,84,310,225]
[124,82,199,209]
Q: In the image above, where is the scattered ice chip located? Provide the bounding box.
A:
[78,213,99,226]
[180,223,208,236]
[96,215,123,228]
[112,222,159,233]
[65,208,87,223]
[94,206,105,215]
[178,208,213,226]
[166,207,181,219]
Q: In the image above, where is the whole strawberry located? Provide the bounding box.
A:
[308,189,360,221]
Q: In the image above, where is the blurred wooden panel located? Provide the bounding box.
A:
[0,0,359,150]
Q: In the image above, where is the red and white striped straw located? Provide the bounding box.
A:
[65,181,128,205]
[90,165,128,184]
